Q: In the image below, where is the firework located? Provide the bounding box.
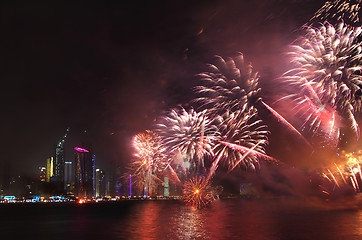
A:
[261,100,313,148]
[183,176,214,208]
[319,151,362,196]
[281,21,362,140]
[309,0,361,26]
[212,107,269,173]
[194,53,261,117]
[156,107,218,174]
[193,53,271,176]
[130,130,167,196]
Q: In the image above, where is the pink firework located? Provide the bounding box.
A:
[130,130,167,196]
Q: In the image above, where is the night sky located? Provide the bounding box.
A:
[1,0,327,178]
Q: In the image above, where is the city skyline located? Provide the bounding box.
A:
[0,127,116,197]
[0,1,361,239]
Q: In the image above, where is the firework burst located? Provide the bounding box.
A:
[213,108,269,172]
[156,107,218,174]
[183,176,215,208]
[281,21,362,140]
[309,0,361,26]
[130,130,167,196]
[194,53,261,117]
[193,53,271,177]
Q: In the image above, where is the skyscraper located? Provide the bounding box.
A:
[54,130,68,183]
[46,157,54,183]
[64,162,73,191]
[164,177,169,197]
[95,169,105,198]
[74,147,95,198]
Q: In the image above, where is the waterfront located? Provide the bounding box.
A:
[0,198,361,240]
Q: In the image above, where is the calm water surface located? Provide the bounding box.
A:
[0,198,361,240]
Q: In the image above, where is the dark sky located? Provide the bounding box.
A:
[0,0,326,177]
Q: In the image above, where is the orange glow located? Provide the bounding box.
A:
[194,189,200,194]
[78,199,84,204]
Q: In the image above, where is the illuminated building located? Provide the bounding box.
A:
[54,139,66,182]
[95,168,105,197]
[53,129,69,184]
[164,177,169,197]
[46,157,54,182]
[74,147,95,198]
[39,167,46,182]
[64,162,73,191]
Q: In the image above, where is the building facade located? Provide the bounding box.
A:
[54,139,65,182]
[95,169,106,198]
[64,161,73,192]
[74,147,95,198]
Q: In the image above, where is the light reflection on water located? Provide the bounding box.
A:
[172,206,208,239]
[358,210,362,236]
[0,199,361,240]
[112,199,362,240]
[118,201,209,239]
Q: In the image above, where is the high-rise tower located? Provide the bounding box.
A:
[46,157,54,183]
[95,169,105,198]
[54,129,69,182]
[54,140,64,181]
[64,161,73,192]
[74,146,95,198]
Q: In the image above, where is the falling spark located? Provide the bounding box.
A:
[219,141,276,162]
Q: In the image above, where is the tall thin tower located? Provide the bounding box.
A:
[54,128,69,182]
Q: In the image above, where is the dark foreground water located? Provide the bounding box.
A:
[0,198,361,240]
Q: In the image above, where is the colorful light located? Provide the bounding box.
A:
[183,176,214,208]
[129,174,132,198]
[74,147,89,153]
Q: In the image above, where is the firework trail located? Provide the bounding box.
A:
[212,108,270,172]
[194,53,261,117]
[130,130,167,196]
[183,176,214,208]
[156,107,218,174]
[222,141,275,172]
[261,100,313,148]
[309,0,361,26]
[207,146,226,182]
[281,21,362,141]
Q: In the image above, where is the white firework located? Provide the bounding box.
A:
[213,107,269,172]
[309,0,361,26]
[156,107,218,172]
[282,21,362,139]
[194,53,261,117]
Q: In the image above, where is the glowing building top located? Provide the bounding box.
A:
[74,147,89,153]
